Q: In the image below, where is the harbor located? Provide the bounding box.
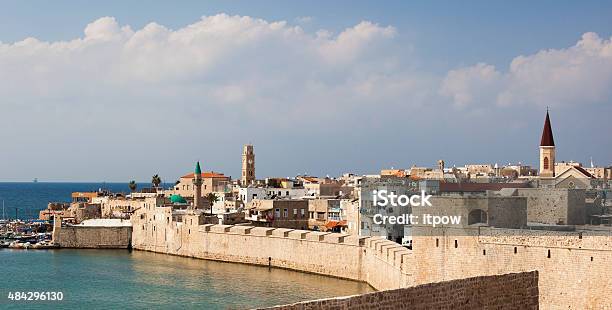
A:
[0,219,55,249]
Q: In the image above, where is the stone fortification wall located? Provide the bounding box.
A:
[262,271,539,310]
[53,226,132,248]
[131,210,412,291]
[516,188,586,225]
[412,226,612,309]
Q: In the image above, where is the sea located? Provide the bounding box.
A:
[0,183,373,309]
[0,182,165,220]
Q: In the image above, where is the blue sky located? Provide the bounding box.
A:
[0,1,611,182]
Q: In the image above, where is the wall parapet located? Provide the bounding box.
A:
[478,227,612,250]
[261,271,539,310]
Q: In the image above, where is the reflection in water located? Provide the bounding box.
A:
[0,249,373,309]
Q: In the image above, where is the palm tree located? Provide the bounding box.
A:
[128,180,137,192]
[151,174,162,189]
[205,193,219,216]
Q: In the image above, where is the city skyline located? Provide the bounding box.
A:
[0,1,611,181]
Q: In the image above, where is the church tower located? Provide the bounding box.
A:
[192,161,203,208]
[539,111,556,178]
[241,144,255,186]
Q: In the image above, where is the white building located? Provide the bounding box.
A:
[238,187,308,204]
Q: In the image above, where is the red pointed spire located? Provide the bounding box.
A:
[540,110,555,147]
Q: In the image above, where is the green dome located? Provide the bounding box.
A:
[170,194,187,204]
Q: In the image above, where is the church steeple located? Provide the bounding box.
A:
[539,110,556,178]
[540,110,555,147]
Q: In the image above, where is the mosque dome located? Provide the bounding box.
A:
[170,194,187,204]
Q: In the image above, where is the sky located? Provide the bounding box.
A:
[0,0,611,182]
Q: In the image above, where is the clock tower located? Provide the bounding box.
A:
[242,144,255,186]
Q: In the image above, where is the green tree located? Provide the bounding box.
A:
[128,180,137,192]
[152,174,162,188]
[205,193,219,216]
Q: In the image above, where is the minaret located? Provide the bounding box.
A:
[241,144,255,186]
[539,110,556,178]
[437,159,445,171]
[192,161,203,208]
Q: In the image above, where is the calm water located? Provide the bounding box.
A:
[0,182,171,219]
[0,249,372,309]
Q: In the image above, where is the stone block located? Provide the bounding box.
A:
[288,230,308,240]
[251,227,275,236]
[272,228,294,238]
[306,232,331,242]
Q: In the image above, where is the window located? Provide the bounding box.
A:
[436,238,439,247]
[293,209,297,215]
[543,157,549,170]
[286,191,289,196]
[301,209,305,217]
[454,240,458,248]
[283,209,288,217]
[275,208,280,218]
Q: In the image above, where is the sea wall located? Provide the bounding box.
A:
[131,211,412,291]
[53,226,132,249]
[262,271,539,310]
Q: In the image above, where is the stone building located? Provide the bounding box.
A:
[245,199,309,229]
[238,187,308,203]
[172,170,230,197]
[537,112,595,189]
[515,188,586,225]
[307,199,342,231]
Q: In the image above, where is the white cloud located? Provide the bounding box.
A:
[1,14,610,181]
[440,63,502,108]
[441,32,612,108]
[0,14,405,121]
[0,14,417,179]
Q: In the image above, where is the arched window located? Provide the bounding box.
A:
[468,209,487,225]
[543,157,549,170]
